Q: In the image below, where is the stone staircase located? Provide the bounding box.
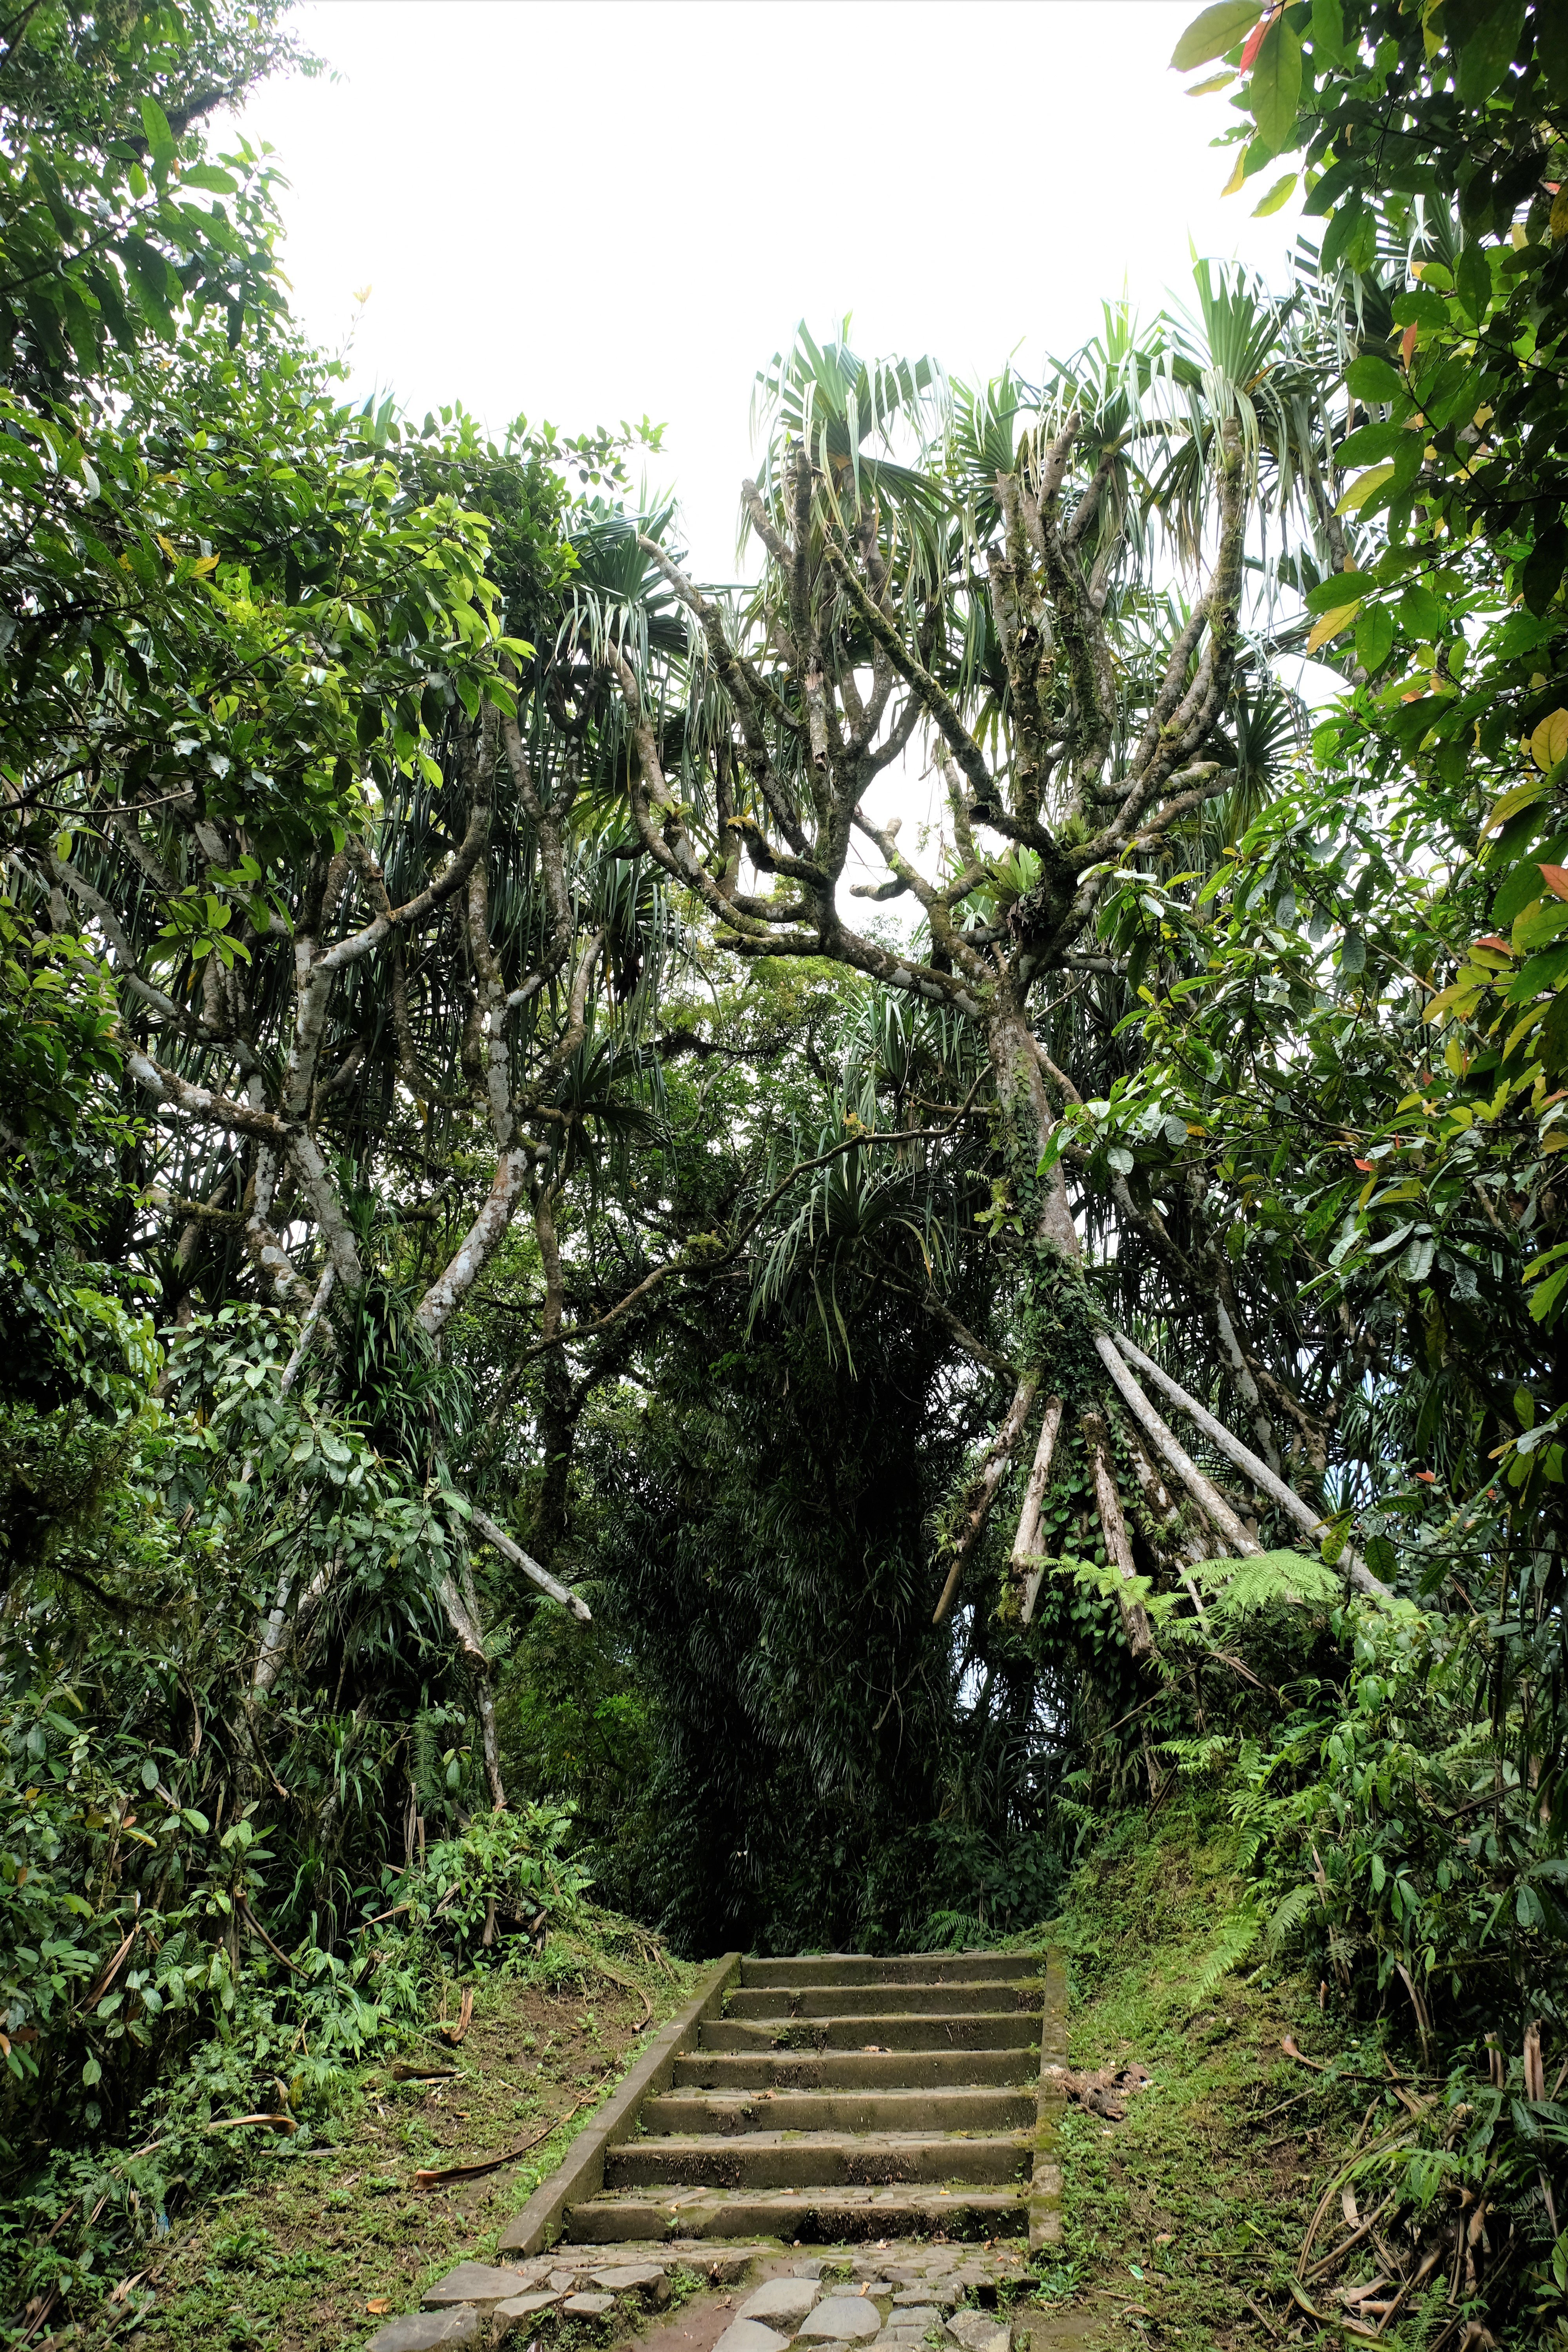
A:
[561,1949,1049,2245]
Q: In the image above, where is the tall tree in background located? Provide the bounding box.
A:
[596,301,1379,1660]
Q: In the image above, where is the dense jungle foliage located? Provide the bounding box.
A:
[2,0,1567,2343]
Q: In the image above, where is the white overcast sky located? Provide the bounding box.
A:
[232,2,1323,917]
[234,1,1307,573]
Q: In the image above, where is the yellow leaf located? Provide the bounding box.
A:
[192,553,219,575]
[1186,70,1235,94]
[1481,775,1550,835]
[1221,149,1248,198]
[1252,171,1298,217]
[1503,1007,1547,1063]
[155,532,176,562]
[1423,982,1483,1025]
[1336,465,1396,515]
[1530,708,1568,773]
[1305,600,1361,653]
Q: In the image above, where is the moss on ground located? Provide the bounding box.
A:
[1025,1791,1438,2352]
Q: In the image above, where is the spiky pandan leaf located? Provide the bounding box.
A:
[1189,1549,1342,1612]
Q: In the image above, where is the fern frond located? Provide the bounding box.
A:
[1189,1905,1260,2003]
[1192,1549,1342,1619]
[1264,1880,1321,1957]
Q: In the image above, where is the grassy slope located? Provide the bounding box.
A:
[1040,1792,1431,2352]
[71,1935,699,2352]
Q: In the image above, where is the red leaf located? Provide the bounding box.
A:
[1539,864,1568,902]
[1474,935,1514,953]
[1353,1158,1373,1172]
[1239,8,1276,73]
[1415,1470,1436,1483]
[1401,320,1419,369]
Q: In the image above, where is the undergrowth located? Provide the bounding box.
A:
[1053,1789,1549,2349]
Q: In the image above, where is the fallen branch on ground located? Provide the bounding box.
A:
[411,2081,607,2189]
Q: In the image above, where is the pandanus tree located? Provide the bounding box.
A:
[4,304,691,1797]
[598,280,1391,1661]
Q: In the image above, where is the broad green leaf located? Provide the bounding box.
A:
[1483,776,1551,836]
[139,96,176,169]
[1252,172,1298,216]
[1338,464,1396,515]
[1531,710,1568,773]
[1171,0,1260,72]
[1397,583,1447,640]
[1305,601,1360,653]
[1355,606,1394,673]
[1453,0,1525,106]
[1345,354,1404,405]
[1249,15,1303,153]
[1321,196,1378,273]
[1309,0,1345,65]
[1337,421,1406,467]
[1455,241,1492,325]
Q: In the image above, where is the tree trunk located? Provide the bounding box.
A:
[1011,1396,1064,1626]
[933,1372,1041,1622]
[1082,1410,1154,1661]
[531,1181,574,1564]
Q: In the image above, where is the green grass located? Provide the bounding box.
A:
[1032,1791,1430,2351]
[68,1935,699,2352]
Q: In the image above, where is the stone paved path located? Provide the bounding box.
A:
[564,1949,1048,2247]
[374,1951,1065,2352]
[381,2239,1040,2352]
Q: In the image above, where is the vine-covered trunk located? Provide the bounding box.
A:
[974,1005,1155,1657]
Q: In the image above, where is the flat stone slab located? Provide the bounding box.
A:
[893,2293,950,2310]
[739,2279,823,2325]
[945,2321,1009,2352]
[495,2294,563,2328]
[423,2263,532,2310]
[713,2324,793,2352]
[882,2311,940,2331]
[562,2294,616,2318]
[370,2315,481,2352]
[800,2299,883,2341]
[707,2251,765,2284]
[592,2265,669,2300]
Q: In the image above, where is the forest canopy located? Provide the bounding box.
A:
[2,0,1566,2343]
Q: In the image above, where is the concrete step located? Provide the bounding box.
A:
[564,2186,1028,2244]
[640,2086,1034,2136]
[671,2045,1036,2092]
[605,2130,1029,2192]
[699,2010,1039,2054]
[724,1980,1042,2020]
[739,1953,1037,1988]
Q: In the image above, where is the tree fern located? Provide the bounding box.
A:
[1190,1549,1343,1619]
